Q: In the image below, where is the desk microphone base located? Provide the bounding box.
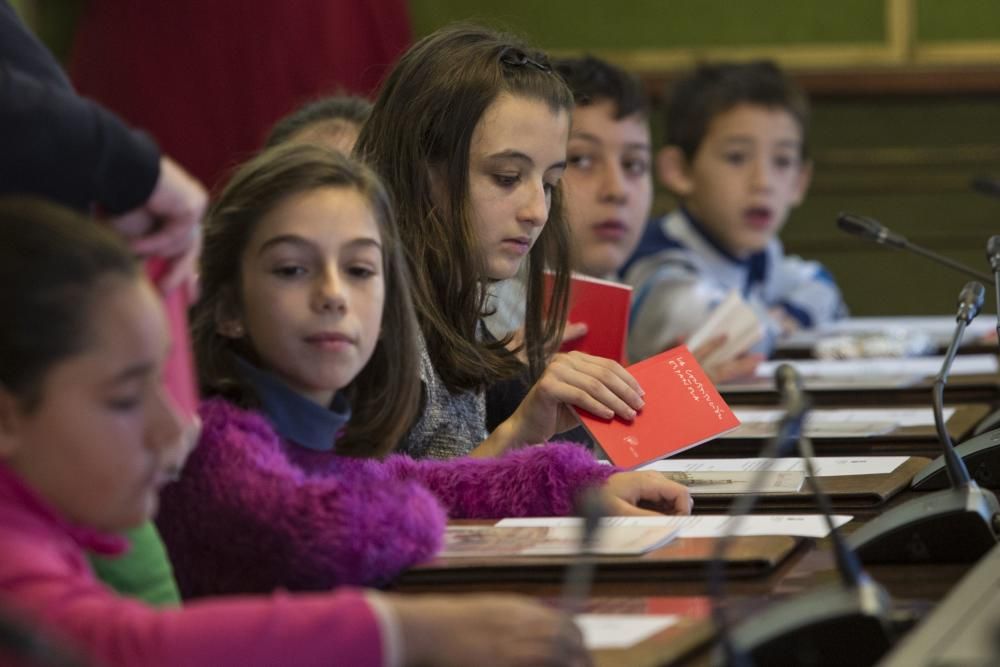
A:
[849,484,1000,563]
[911,427,1000,490]
[719,577,896,667]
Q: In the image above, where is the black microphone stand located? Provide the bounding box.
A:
[913,252,1000,490]
[707,368,806,667]
[850,283,1000,563]
[836,212,993,283]
[717,367,898,667]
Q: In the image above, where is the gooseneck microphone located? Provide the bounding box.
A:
[722,366,898,667]
[913,245,1000,490]
[708,365,808,667]
[836,212,993,283]
[989,236,1000,344]
[554,486,604,664]
[559,486,604,616]
[850,282,1000,562]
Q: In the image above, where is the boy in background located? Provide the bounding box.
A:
[625,61,845,362]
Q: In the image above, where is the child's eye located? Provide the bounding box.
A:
[623,158,650,177]
[723,152,748,166]
[272,265,308,278]
[493,173,521,188]
[568,154,593,170]
[106,396,141,412]
[773,155,797,170]
[347,265,377,279]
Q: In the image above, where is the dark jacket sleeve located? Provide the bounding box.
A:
[0,2,160,213]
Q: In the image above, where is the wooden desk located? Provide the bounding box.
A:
[682,404,990,459]
[396,382,995,664]
[394,530,805,597]
[721,374,1000,407]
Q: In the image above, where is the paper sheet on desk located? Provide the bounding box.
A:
[721,374,920,392]
[756,355,999,378]
[498,515,853,539]
[577,614,679,649]
[660,470,806,494]
[721,406,955,438]
[640,456,908,477]
[782,316,996,350]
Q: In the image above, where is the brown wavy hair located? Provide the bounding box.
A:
[191,144,421,457]
[354,23,574,393]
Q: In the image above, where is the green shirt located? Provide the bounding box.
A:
[89,521,180,607]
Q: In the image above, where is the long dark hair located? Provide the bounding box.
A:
[0,197,138,411]
[355,23,574,393]
[192,144,421,457]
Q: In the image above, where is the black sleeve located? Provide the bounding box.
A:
[0,3,160,213]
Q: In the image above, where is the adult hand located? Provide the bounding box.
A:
[393,594,592,667]
[108,156,207,292]
[601,471,693,516]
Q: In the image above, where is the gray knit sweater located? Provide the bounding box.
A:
[398,335,489,459]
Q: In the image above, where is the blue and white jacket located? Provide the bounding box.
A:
[623,209,846,361]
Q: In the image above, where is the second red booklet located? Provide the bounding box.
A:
[574,345,740,469]
[546,272,632,362]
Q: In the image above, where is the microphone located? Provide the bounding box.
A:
[912,250,1000,491]
[971,176,1000,198]
[836,212,993,283]
[722,365,899,666]
[990,235,1000,346]
[708,365,806,667]
[556,488,604,664]
[559,486,604,615]
[850,282,1000,562]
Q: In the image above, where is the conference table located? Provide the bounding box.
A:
[390,351,1000,666]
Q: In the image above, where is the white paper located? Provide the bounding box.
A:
[721,374,920,392]
[497,514,853,539]
[576,614,679,650]
[782,316,996,350]
[723,406,954,438]
[640,456,907,477]
[438,523,678,557]
[686,290,765,365]
[755,355,998,379]
[661,470,805,494]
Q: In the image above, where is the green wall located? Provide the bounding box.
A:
[410,0,1000,316]
[411,0,885,48]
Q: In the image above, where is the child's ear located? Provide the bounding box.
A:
[789,158,814,207]
[213,291,246,340]
[656,146,695,197]
[0,387,25,457]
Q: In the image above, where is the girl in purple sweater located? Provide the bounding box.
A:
[0,197,592,667]
[156,144,690,598]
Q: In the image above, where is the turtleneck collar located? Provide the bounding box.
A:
[234,357,351,452]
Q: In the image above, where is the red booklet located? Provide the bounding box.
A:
[574,345,740,469]
[547,272,632,362]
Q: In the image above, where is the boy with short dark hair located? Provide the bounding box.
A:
[624,60,845,362]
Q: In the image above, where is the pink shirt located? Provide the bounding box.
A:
[0,463,393,667]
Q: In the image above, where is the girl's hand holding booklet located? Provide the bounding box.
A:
[574,345,740,468]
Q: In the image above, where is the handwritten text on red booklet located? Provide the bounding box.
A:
[574,345,740,468]
[545,272,632,362]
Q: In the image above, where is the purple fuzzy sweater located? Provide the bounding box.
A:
[156,398,616,598]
